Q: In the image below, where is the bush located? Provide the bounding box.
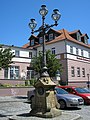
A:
[25,79,37,86]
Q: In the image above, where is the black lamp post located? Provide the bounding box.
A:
[28,5,61,76]
[87,74,90,89]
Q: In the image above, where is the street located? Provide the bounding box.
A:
[62,105,90,120]
[0,96,90,120]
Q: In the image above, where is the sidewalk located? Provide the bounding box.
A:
[0,96,81,120]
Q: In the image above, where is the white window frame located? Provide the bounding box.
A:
[4,68,8,79]
[77,32,81,42]
[88,52,90,58]
[70,46,73,54]
[77,67,80,77]
[15,50,20,57]
[39,37,43,44]
[49,33,53,41]
[10,66,19,79]
[31,39,34,46]
[71,66,75,77]
[81,50,83,56]
[84,36,88,44]
[76,48,78,55]
[82,68,85,77]
[29,52,32,58]
[52,47,55,54]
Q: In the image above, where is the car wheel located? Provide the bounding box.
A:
[59,100,66,109]
[84,99,87,105]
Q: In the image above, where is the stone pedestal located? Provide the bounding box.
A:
[30,76,62,118]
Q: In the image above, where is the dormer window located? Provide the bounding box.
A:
[39,37,43,44]
[31,39,34,46]
[84,36,88,44]
[49,33,53,41]
[77,32,81,42]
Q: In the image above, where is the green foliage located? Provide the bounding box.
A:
[0,45,15,70]
[0,79,36,88]
[31,50,63,77]
[0,83,12,87]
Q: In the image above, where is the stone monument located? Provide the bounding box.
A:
[30,68,62,118]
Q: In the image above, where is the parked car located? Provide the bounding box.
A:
[59,86,90,104]
[27,87,84,109]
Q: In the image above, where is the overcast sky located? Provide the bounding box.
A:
[0,0,90,47]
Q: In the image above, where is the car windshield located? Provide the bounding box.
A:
[55,87,68,94]
[75,88,90,93]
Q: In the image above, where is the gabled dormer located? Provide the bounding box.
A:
[37,32,44,44]
[47,28,61,42]
[69,30,82,41]
[81,34,89,44]
[28,35,38,46]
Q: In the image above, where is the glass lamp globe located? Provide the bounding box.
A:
[51,9,61,22]
[39,5,48,17]
[28,19,37,30]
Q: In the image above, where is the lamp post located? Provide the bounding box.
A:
[28,5,62,118]
[87,74,90,89]
[28,5,61,76]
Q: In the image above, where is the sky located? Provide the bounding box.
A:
[0,0,90,47]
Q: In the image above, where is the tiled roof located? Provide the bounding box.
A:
[81,34,89,39]
[28,34,38,40]
[22,29,90,49]
[22,42,30,48]
[69,30,82,35]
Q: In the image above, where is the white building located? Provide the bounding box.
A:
[23,28,90,87]
[0,45,36,80]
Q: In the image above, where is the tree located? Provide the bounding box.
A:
[0,45,14,70]
[31,50,62,77]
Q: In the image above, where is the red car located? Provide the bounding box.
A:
[58,86,90,104]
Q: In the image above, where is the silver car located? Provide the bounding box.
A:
[27,87,84,109]
[55,87,84,109]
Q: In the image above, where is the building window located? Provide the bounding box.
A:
[29,52,32,58]
[77,32,81,41]
[77,67,80,77]
[4,68,8,79]
[70,46,73,54]
[84,36,88,44]
[88,52,90,58]
[82,68,85,77]
[10,66,19,79]
[81,50,83,56]
[39,37,43,44]
[76,48,78,55]
[77,35,81,42]
[52,47,55,54]
[31,39,34,46]
[49,33,53,41]
[71,66,75,77]
[15,50,19,57]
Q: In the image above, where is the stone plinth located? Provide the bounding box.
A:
[30,76,62,118]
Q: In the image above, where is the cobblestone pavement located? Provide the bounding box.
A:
[0,96,90,120]
[63,105,90,120]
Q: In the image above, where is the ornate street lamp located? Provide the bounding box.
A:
[28,5,61,76]
[28,5,61,118]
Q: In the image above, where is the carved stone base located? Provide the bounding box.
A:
[30,108,62,118]
[29,76,62,118]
